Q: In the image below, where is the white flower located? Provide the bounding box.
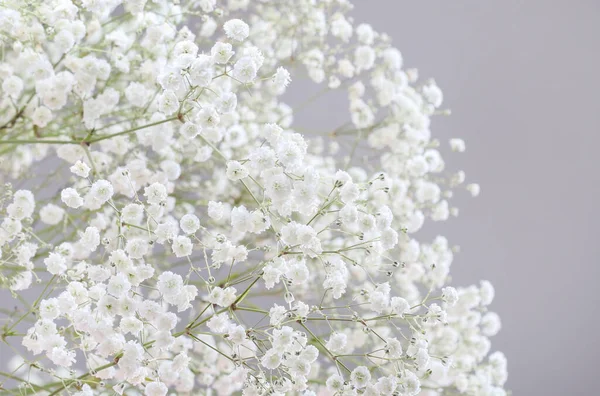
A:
[40,298,60,320]
[354,46,375,72]
[157,271,183,297]
[414,348,430,369]
[79,226,100,252]
[380,228,398,249]
[70,160,91,178]
[481,312,502,337]
[207,312,231,333]
[211,42,235,64]
[160,162,180,183]
[125,82,152,108]
[180,122,200,139]
[226,160,249,181]
[207,286,237,307]
[356,23,375,44]
[158,67,183,91]
[232,57,258,83]
[385,337,403,359]
[120,317,143,335]
[351,366,371,388]
[32,106,53,127]
[180,213,200,234]
[467,183,481,197]
[44,252,67,275]
[231,205,252,233]
[125,238,149,259]
[7,190,35,219]
[207,201,225,220]
[216,92,237,114]
[480,280,495,305]
[89,180,114,204]
[223,19,250,41]
[450,138,466,152]
[268,303,286,324]
[271,67,291,93]
[402,371,421,395]
[227,324,247,345]
[340,181,360,203]
[145,382,168,396]
[331,14,353,42]
[55,30,75,53]
[189,55,214,87]
[326,333,347,353]
[61,188,83,209]
[423,80,444,107]
[110,249,133,272]
[377,376,398,395]
[2,75,23,98]
[172,352,190,373]
[261,350,282,370]
[173,40,198,68]
[262,123,282,145]
[108,273,132,297]
[172,235,193,257]
[10,271,32,291]
[48,347,76,368]
[280,222,322,257]
[196,105,220,128]
[121,203,144,224]
[144,182,168,205]
[391,297,410,317]
[158,89,179,115]
[326,374,344,391]
[442,286,459,307]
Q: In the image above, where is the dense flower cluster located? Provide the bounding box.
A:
[0,1,506,395]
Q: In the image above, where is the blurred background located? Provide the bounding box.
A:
[341,1,599,394]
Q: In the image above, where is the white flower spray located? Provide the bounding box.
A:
[0,1,505,395]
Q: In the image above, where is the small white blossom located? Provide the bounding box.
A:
[351,366,371,388]
[144,182,168,205]
[32,106,53,127]
[442,286,459,306]
[232,57,258,83]
[467,183,481,197]
[145,382,168,396]
[180,213,200,234]
[158,90,179,115]
[326,333,347,353]
[70,161,91,178]
[61,188,83,209]
[207,201,225,220]
[211,42,235,64]
[44,252,67,275]
[172,235,193,257]
[450,138,466,152]
[3,75,23,98]
[88,180,114,205]
[226,160,249,180]
[223,19,250,41]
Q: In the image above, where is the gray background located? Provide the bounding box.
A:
[346,1,599,394]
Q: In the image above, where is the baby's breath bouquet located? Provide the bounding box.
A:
[0,1,507,395]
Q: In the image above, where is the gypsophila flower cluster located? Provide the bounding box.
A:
[0,1,507,395]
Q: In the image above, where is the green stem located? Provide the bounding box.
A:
[86,116,179,143]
